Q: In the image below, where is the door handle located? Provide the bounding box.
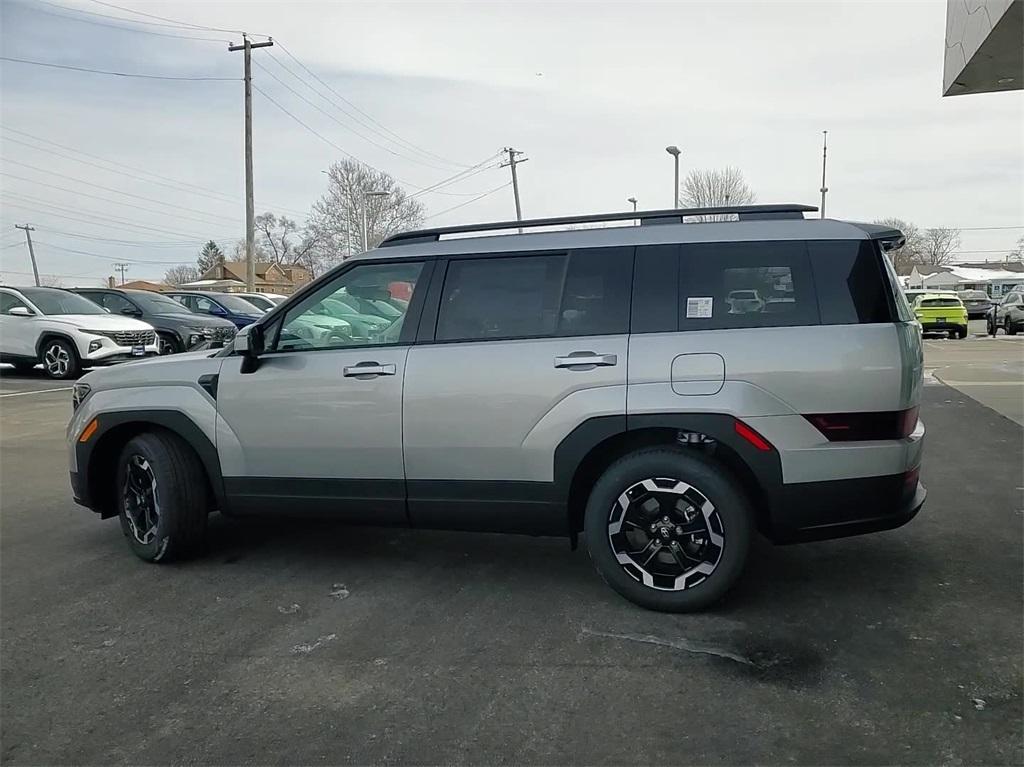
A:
[554,352,618,369]
[343,362,397,378]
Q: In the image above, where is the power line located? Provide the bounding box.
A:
[27,228,215,248]
[84,0,270,37]
[254,59,455,173]
[32,239,197,265]
[2,126,310,216]
[0,171,240,228]
[0,55,239,81]
[19,0,233,42]
[275,42,470,170]
[0,158,242,223]
[0,197,239,240]
[424,182,511,221]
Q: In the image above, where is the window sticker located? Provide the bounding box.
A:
[686,296,713,319]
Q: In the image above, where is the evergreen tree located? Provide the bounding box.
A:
[197,240,225,274]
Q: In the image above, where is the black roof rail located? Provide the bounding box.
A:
[379,204,819,247]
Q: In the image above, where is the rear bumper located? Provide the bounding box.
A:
[769,476,925,544]
[920,321,967,332]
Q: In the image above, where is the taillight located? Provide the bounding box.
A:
[734,419,773,451]
[804,407,918,442]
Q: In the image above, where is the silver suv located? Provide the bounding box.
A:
[67,204,926,612]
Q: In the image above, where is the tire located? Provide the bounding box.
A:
[957,327,968,339]
[40,338,80,380]
[116,430,210,562]
[157,332,181,355]
[1008,321,1019,336]
[583,448,753,612]
[947,330,956,340]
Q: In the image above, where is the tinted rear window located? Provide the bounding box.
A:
[809,240,893,324]
[920,298,962,307]
[678,241,817,330]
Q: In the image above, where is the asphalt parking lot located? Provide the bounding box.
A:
[1,328,1021,765]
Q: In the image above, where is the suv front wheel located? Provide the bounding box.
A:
[41,338,80,380]
[584,448,753,612]
[117,431,210,562]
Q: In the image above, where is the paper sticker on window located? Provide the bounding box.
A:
[686,297,713,319]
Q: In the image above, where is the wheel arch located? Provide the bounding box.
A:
[555,414,783,538]
[79,410,225,518]
[35,330,81,361]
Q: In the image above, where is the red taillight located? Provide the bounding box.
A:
[734,419,773,451]
[903,465,920,490]
[804,407,919,442]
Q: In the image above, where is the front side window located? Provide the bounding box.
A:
[678,241,816,329]
[1,292,29,313]
[99,293,137,314]
[276,261,423,351]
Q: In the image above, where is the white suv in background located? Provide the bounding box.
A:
[0,286,159,379]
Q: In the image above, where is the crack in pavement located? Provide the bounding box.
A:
[580,627,755,667]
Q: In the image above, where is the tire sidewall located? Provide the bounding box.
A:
[157,333,181,356]
[584,450,752,612]
[40,338,79,380]
[116,438,173,562]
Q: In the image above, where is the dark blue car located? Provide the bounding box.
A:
[165,291,264,330]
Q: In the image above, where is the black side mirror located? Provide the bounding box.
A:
[238,323,265,374]
[120,307,142,316]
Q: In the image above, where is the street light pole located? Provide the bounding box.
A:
[819,130,828,219]
[665,146,681,208]
[361,190,390,252]
[627,196,638,213]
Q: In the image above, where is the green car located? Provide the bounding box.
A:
[913,294,968,339]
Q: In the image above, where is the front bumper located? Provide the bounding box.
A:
[84,350,159,366]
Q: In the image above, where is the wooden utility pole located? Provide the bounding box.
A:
[229,34,274,292]
[14,225,39,286]
[113,262,130,285]
[500,148,527,233]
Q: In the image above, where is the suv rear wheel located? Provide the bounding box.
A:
[584,448,753,612]
[117,431,209,562]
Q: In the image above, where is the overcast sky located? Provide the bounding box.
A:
[1,0,1021,285]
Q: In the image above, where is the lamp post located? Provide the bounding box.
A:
[362,190,390,252]
[665,146,681,208]
[627,196,638,212]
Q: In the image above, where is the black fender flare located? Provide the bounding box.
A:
[76,409,226,517]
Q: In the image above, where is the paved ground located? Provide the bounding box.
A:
[1,364,1022,764]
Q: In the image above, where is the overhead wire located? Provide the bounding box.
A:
[424,183,512,221]
[0,55,238,81]
[20,0,234,42]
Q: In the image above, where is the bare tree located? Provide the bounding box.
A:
[306,159,425,275]
[873,217,925,274]
[680,167,756,221]
[1008,235,1024,261]
[255,212,319,274]
[920,228,961,268]
[38,274,64,288]
[164,264,200,286]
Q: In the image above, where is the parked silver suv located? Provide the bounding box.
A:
[67,204,926,611]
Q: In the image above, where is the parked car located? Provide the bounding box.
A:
[904,288,955,305]
[67,204,925,612]
[0,286,158,379]
[912,294,969,339]
[73,288,237,354]
[726,289,764,314]
[235,292,287,312]
[988,290,1024,335]
[957,289,992,319]
[164,291,263,329]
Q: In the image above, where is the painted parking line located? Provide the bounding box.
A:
[0,387,73,398]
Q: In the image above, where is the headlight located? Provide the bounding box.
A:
[72,382,91,411]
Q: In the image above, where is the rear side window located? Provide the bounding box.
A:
[435,248,632,342]
[808,240,893,324]
[678,241,817,330]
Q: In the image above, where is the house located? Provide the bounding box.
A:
[907,264,1024,297]
[109,279,171,292]
[196,261,311,295]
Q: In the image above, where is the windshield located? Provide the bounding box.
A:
[215,294,263,314]
[20,288,107,315]
[130,292,193,314]
[241,295,275,311]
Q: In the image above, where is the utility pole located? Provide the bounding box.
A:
[666,146,681,208]
[819,130,828,219]
[14,225,39,286]
[229,33,274,292]
[113,262,130,285]
[501,148,527,232]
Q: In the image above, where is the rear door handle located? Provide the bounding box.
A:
[343,362,396,378]
[554,352,618,370]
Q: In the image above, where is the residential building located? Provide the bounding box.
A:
[907,263,1024,296]
[193,261,311,295]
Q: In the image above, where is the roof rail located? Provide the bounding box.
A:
[379,204,818,247]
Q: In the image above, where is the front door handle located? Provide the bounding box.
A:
[343,361,397,378]
[554,352,618,370]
